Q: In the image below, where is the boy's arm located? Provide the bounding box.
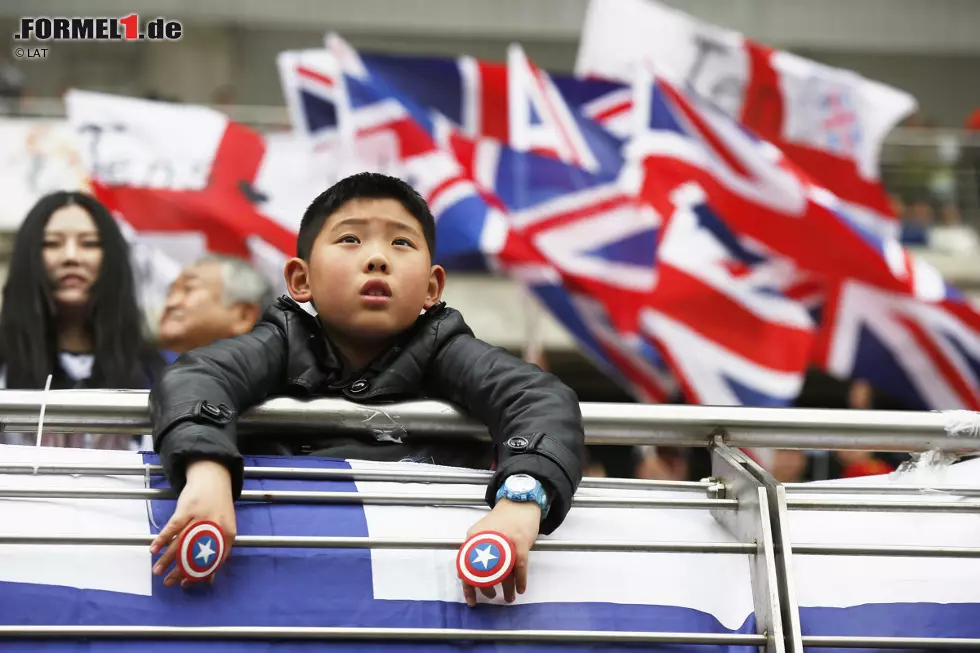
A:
[149,319,287,499]
[429,334,584,535]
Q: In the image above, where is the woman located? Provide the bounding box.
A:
[0,191,163,448]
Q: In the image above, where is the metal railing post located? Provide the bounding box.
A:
[708,437,786,653]
[727,442,805,653]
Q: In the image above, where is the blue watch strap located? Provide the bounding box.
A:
[495,475,550,519]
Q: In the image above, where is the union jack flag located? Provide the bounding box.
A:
[277,49,344,145]
[631,75,913,294]
[641,183,815,406]
[814,279,980,411]
[71,37,980,412]
[491,176,678,403]
[279,36,623,172]
[255,37,980,410]
[630,72,980,409]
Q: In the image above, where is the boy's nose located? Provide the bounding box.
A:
[365,252,389,273]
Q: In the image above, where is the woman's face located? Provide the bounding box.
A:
[42,204,103,310]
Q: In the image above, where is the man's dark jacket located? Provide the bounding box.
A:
[150,297,585,534]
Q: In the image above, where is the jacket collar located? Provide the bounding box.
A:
[275,296,448,382]
[275,297,344,377]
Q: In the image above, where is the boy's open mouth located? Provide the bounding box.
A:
[360,279,392,299]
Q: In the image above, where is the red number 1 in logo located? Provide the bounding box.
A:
[120,14,138,40]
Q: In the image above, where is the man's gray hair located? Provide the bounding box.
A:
[198,254,277,312]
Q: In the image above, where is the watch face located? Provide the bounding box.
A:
[507,475,538,494]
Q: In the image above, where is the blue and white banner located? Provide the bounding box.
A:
[0,444,755,652]
[3,444,978,652]
[788,457,980,652]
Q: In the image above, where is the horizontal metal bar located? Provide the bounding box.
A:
[0,534,757,554]
[803,635,980,649]
[724,425,980,453]
[0,389,975,451]
[0,625,766,645]
[786,498,980,513]
[0,463,711,492]
[0,487,735,509]
[784,483,980,497]
[794,544,980,558]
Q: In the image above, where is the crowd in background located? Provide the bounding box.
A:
[0,191,276,448]
[888,111,980,253]
[583,374,907,484]
[0,189,923,486]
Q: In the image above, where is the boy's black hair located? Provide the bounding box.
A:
[297,172,437,261]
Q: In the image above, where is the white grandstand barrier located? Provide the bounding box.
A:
[3,390,980,651]
[740,448,980,652]
[0,395,787,652]
[0,440,783,651]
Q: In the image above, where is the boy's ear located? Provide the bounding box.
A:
[423,264,446,309]
[284,257,314,304]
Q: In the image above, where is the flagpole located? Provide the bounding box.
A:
[521,287,546,369]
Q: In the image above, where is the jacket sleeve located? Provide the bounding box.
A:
[428,334,584,535]
[149,320,287,499]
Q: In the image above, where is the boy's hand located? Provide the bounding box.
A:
[461,499,541,607]
[150,460,237,588]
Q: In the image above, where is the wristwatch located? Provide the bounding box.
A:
[495,474,550,519]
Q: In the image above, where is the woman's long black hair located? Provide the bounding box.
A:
[0,191,163,389]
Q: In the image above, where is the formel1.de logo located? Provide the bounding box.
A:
[14,15,182,42]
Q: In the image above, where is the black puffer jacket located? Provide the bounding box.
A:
[150,297,585,534]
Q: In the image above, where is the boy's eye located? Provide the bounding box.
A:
[339,235,360,244]
[393,237,415,248]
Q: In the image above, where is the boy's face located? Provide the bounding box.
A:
[285,198,445,345]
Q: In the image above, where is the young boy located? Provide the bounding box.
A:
[148,172,585,606]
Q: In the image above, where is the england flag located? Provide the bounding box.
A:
[576,0,916,239]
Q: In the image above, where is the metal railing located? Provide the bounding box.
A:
[1,389,980,652]
[0,389,976,451]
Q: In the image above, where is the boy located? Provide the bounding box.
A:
[148,172,585,607]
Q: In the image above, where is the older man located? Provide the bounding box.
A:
[158,255,276,356]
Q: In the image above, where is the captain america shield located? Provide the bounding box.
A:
[456,530,516,588]
[177,521,225,582]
